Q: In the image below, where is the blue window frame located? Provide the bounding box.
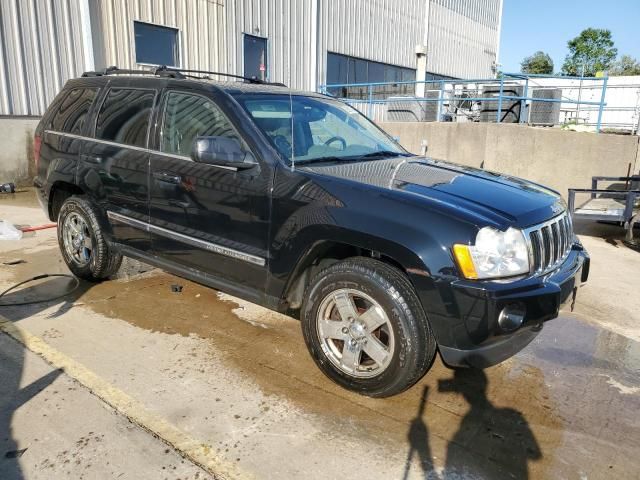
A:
[134,21,179,67]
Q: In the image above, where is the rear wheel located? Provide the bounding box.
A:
[301,258,436,397]
[57,196,122,281]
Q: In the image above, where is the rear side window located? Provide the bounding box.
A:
[95,88,155,147]
[48,88,98,135]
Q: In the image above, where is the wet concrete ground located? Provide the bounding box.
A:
[1,191,639,479]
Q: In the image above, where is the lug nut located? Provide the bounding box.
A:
[341,327,348,334]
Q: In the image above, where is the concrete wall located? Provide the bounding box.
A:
[3,118,639,196]
[380,122,640,197]
[0,118,39,185]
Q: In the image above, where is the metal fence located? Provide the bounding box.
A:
[320,73,640,134]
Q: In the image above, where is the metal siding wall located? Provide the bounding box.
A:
[321,0,425,68]
[90,0,225,73]
[427,0,501,78]
[0,0,90,115]
[227,0,426,91]
[0,0,503,116]
[225,0,316,91]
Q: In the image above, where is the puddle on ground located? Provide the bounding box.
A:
[2,245,639,478]
[0,189,41,209]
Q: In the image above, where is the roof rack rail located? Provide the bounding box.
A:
[81,65,185,79]
[80,65,287,86]
[156,66,273,84]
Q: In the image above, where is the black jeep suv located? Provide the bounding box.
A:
[34,68,589,397]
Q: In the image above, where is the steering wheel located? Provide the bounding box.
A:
[273,135,292,156]
[324,136,347,150]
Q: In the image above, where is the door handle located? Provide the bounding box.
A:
[81,154,102,164]
[153,171,182,184]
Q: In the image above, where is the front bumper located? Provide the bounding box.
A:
[438,244,589,368]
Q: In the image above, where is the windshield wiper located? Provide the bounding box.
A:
[355,151,409,159]
[292,156,345,166]
[293,151,408,166]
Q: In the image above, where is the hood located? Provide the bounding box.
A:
[300,156,564,228]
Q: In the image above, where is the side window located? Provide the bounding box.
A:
[48,88,97,135]
[161,92,243,157]
[95,88,155,147]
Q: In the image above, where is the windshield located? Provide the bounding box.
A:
[235,94,407,164]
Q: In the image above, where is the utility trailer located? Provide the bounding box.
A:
[568,175,640,250]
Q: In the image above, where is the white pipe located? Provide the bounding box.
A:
[79,0,95,72]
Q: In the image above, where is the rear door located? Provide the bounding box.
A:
[148,88,271,294]
[78,84,159,251]
[41,86,100,201]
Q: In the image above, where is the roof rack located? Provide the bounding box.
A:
[81,65,185,78]
[81,65,286,86]
[158,67,266,84]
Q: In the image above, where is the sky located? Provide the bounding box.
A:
[499,0,640,74]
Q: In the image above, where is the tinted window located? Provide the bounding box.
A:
[49,88,97,134]
[244,35,268,81]
[161,92,242,156]
[95,88,155,147]
[325,53,415,99]
[134,21,179,66]
[327,53,348,85]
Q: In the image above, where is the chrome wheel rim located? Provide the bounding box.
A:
[316,288,395,378]
[62,212,93,267]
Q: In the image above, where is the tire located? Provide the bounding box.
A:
[301,257,437,397]
[57,195,122,281]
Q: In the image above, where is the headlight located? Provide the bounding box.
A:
[453,227,530,279]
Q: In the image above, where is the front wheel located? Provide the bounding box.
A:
[301,258,437,397]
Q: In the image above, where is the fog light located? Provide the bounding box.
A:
[498,303,526,332]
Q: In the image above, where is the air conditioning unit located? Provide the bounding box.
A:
[529,88,561,126]
[479,86,523,123]
[384,90,441,122]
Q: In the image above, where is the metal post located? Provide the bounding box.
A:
[496,75,504,123]
[436,81,444,121]
[520,77,529,124]
[367,84,372,119]
[596,74,608,133]
[576,65,585,121]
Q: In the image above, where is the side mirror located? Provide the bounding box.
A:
[191,136,257,170]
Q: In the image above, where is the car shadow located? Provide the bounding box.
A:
[0,327,62,479]
[0,275,91,478]
[404,369,541,479]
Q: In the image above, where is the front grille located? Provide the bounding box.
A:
[526,212,574,275]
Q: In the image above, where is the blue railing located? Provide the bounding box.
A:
[319,72,610,132]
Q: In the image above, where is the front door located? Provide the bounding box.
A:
[148,89,271,294]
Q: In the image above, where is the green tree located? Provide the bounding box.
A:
[610,55,640,76]
[520,51,554,74]
[561,28,617,76]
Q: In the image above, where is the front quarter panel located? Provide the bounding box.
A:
[268,166,478,346]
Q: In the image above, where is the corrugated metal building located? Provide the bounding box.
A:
[0,0,503,116]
